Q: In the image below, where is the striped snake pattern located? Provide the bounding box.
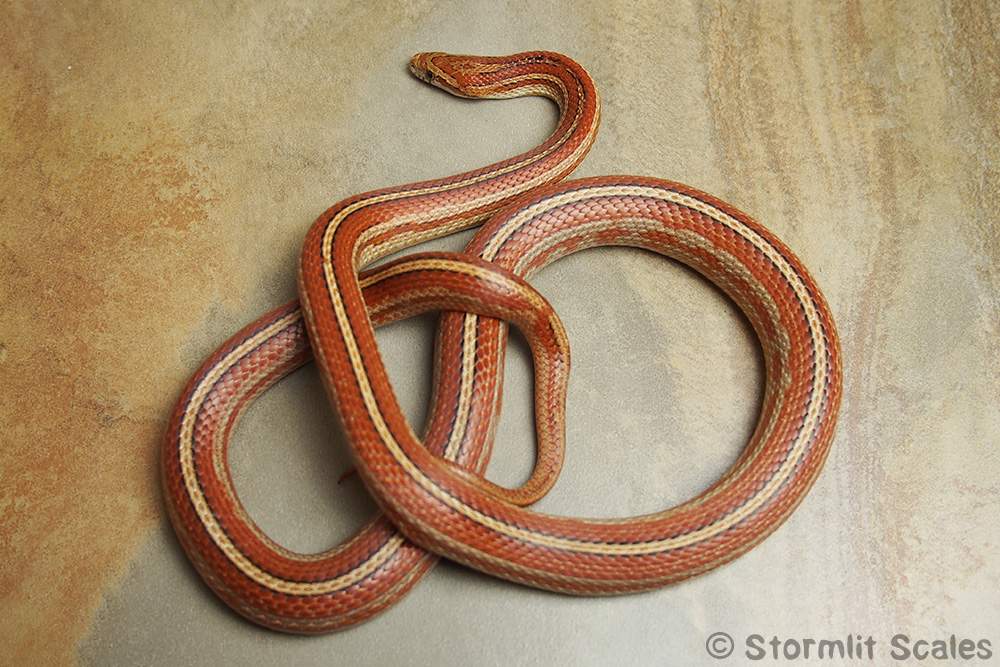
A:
[162,51,842,633]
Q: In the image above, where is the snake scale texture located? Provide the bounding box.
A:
[162,51,842,633]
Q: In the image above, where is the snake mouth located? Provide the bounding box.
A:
[408,53,435,83]
[408,64,429,82]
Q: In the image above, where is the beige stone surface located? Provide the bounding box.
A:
[2,1,997,665]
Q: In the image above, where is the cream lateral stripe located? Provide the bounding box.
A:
[466,74,569,111]
[384,501,718,590]
[358,258,548,310]
[446,315,479,460]
[232,548,433,631]
[394,478,787,592]
[358,217,480,267]
[465,72,568,95]
[320,183,829,556]
[177,312,409,594]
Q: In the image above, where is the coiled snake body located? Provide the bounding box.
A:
[162,51,842,633]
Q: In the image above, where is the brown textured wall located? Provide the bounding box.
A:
[1,1,997,665]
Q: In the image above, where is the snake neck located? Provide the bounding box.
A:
[301,52,600,275]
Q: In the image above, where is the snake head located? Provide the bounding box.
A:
[409,52,508,98]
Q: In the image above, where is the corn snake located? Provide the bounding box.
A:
[162,51,842,632]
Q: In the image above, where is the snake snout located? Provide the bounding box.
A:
[408,52,435,82]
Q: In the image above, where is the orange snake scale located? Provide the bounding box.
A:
[162,51,842,633]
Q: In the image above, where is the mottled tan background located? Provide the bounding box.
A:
[2,1,998,665]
